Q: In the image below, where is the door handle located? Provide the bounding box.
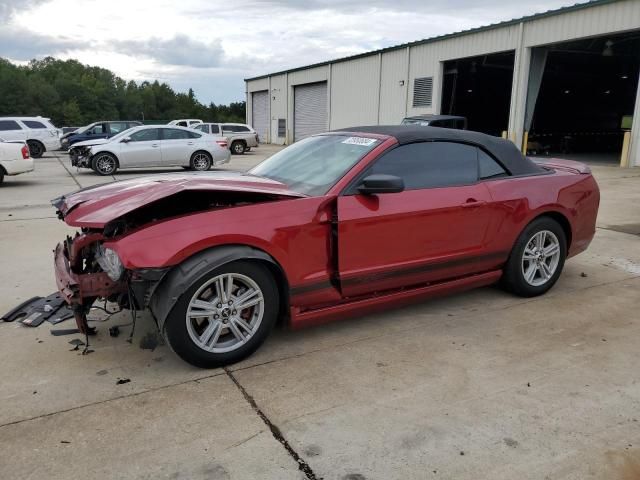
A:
[151,144,159,148]
[461,199,486,208]
[187,142,194,145]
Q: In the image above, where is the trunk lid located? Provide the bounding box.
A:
[531,157,591,174]
[52,171,306,228]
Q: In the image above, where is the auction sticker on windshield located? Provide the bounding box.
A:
[342,137,378,146]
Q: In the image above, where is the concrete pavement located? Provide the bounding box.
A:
[0,148,639,479]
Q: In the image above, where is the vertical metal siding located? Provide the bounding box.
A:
[379,49,409,124]
[294,82,328,141]
[269,74,287,144]
[329,56,380,129]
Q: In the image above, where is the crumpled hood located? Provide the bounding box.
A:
[52,171,306,228]
[70,138,110,148]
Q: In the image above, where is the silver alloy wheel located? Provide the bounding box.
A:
[192,152,210,170]
[521,230,561,287]
[233,142,244,154]
[95,154,116,174]
[185,273,265,353]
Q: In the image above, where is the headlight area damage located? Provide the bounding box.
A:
[50,172,305,336]
[69,146,92,168]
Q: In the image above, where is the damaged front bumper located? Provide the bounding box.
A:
[53,234,169,333]
[69,147,92,168]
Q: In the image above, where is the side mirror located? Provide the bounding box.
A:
[357,174,404,195]
[121,137,132,143]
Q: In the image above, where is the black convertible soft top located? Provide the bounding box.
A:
[334,125,545,176]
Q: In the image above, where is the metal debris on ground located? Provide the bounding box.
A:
[1,293,74,326]
[116,378,131,385]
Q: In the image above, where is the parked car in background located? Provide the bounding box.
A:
[61,121,142,150]
[61,127,80,135]
[401,115,467,129]
[51,125,599,367]
[69,125,230,175]
[169,119,203,127]
[196,123,258,155]
[0,117,60,158]
[0,138,33,184]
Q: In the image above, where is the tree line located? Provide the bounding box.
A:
[0,57,246,127]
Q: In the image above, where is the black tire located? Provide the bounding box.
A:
[163,261,279,368]
[190,151,212,171]
[27,140,44,158]
[502,216,567,297]
[91,152,118,175]
[0,168,4,184]
[231,140,246,155]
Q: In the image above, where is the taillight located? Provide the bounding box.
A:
[216,141,228,148]
[21,145,29,159]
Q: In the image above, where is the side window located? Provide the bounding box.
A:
[478,149,507,179]
[366,141,478,190]
[163,129,190,140]
[176,121,188,127]
[235,126,250,132]
[109,123,128,134]
[130,128,160,142]
[196,124,209,133]
[210,124,220,134]
[188,131,202,139]
[0,120,22,131]
[89,124,105,134]
[222,125,237,133]
[23,120,47,129]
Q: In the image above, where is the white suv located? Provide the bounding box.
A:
[0,117,61,158]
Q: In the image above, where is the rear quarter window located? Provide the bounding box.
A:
[23,120,47,129]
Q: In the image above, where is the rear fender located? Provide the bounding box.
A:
[149,245,288,331]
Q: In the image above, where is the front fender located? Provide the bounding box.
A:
[148,245,287,331]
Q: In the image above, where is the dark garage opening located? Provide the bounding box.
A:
[441,51,515,136]
[526,31,640,164]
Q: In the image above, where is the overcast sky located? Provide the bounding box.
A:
[1,0,583,104]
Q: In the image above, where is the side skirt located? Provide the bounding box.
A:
[290,270,502,329]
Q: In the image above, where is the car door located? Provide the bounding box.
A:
[0,120,26,142]
[337,141,496,297]
[118,128,162,167]
[160,128,194,164]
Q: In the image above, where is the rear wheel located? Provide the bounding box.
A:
[163,261,279,368]
[190,151,212,171]
[231,140,246,155]
[91,153,118,175]
[502,217,566,297]
[27,140,44,158]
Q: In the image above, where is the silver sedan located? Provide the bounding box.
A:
[69,126,231,175]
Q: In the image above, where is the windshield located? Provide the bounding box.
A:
[109,127,137,141]
[249,135,380,196]
[401,118,430,126]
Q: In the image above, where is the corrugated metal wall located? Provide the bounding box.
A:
[330,55,380,129]
[245,0,640,166]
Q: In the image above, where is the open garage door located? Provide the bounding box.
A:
[251,90,269,143]
[441,51,515,136]
[525,32,640,164]
[294,82,327,142]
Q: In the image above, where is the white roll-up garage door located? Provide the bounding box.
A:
[251,90,268,143]
[294,82,328,142]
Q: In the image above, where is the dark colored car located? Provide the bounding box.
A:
[61,121,142,149]
[51,126,599,368]
[401,114,467,129]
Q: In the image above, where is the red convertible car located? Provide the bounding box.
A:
[52,126,599,367]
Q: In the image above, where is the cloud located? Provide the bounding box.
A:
[117,34,225,69]
[0,0,50,20]
[0,27,82,60]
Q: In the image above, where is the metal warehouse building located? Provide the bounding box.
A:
[245,0,640,167]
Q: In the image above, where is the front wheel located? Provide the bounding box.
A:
[91,153,118,175]
[502,217,567,297]
[163,261,279,368]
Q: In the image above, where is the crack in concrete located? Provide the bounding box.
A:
[224,367,320,480]
[54,152,82,189]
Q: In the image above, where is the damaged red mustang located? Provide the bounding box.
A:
[52,126,600,367]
